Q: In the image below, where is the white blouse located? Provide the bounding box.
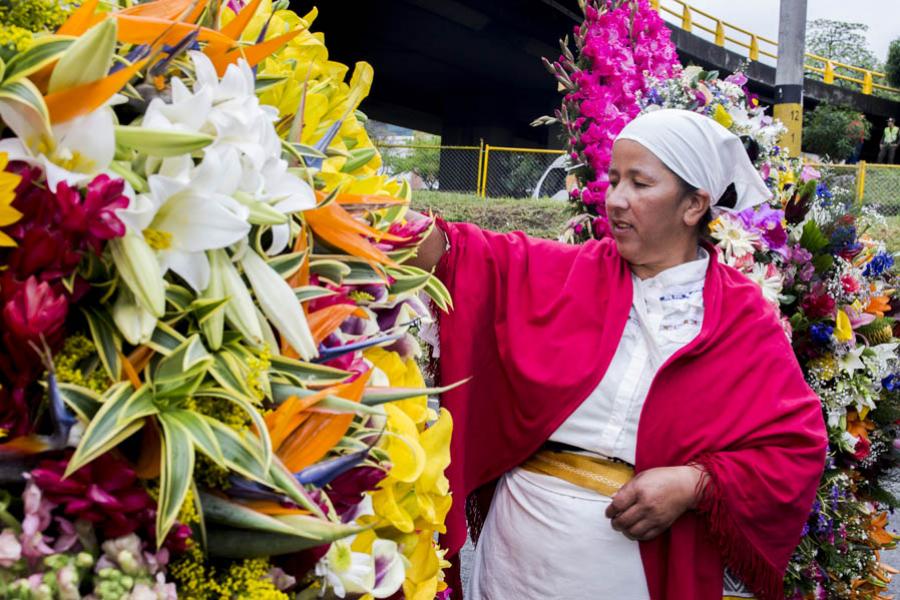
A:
[469,249,711,600]
[550,247,709,464]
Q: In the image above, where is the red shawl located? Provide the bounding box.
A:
[434,222,827,600]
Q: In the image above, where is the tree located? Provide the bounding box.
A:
[886,38,900,89]
[805,19,881,91]
[802,104,871,161]
[378,132,441,188]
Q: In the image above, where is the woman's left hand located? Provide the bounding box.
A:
[604,465,705,541]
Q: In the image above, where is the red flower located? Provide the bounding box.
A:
[2,276,68,347]
[840,275,861,294]
[54,174,128,253]
[801,284,836,320]
[31,453,155,539]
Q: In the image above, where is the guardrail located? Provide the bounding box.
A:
[651,0,900,96]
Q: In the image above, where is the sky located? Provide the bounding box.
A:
[661,0,897,63]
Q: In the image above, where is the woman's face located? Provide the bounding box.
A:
[605,139,709,279]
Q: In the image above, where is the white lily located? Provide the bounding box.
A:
[209,249,264,346]
[117,148,251,292]
[839,346,866,374]
[112,288,158,346]
[240,248,317,359]
[0,105,117,191]
[315,540,375,598]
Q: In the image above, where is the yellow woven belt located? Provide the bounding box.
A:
[520,449,635,497]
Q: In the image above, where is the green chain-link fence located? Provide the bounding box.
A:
[808,162,900,216]
[375,143,568,199]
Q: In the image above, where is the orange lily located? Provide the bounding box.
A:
[868,511,898,547]
[44,57,148,124]
[846,410,875,443]
[866,295,892,317]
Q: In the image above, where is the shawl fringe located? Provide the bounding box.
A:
[694,455,785,600]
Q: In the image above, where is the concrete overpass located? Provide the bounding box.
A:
[307,0,900,157]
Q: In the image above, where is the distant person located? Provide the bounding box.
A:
[878,117,899,164]
[847,115,867,164]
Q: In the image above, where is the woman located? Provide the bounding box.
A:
[411,109,827,600]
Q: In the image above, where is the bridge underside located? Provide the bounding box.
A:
[308,0,900,166]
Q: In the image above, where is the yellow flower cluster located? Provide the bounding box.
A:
[170,546,289,600]
[0,24,32,53]
[359,348,453,600]
[54,334,112,394]
[809,354,838,382]
[0,0,68,34]
[230,1,406,198]
[246,346,272,402]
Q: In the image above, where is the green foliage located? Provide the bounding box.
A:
[805,19,881,89]
[802,104,870,160]
[887,38,900,88]
[379,132,441,188]
[411,190,571,240]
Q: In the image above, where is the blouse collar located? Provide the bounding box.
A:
[633,247,710,291]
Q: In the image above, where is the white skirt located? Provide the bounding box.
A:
[468,467,650,600]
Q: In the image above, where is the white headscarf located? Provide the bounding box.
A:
[615,108,771,212]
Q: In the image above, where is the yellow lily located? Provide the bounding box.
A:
[835,309,854,342]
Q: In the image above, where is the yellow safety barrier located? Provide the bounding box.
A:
[654,0,900,96]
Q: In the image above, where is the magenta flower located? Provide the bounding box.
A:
[53,174,128,253]
[801,284,837,320]
[31,453,156,539]
[2,276,68,348]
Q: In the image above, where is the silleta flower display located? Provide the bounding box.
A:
[0,1,453,597]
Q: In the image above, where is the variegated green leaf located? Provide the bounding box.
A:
[155,334,212,386]
[81,308,123,381]
[339,147,377,173]
[66,383,142,476]
[148,321,186,356]
[156,412,196,548]
[267,252,305,280]
[208,524,364,558]
[204,417,269,484]
[116,385,157,425]
[164,409,225,466]
[189,296,230,325]
[196,387,271,469]
[270,382,382,415]
[386,266,431,295]
[423,274,453,312]
[295,285,337,303]
[165,285,195,313]
[3,37,73,84]
[314,255,383,285]
[269,355,351,386]
[255,74,287,93]
[361,380,468,406]
[308,259,351,285]
[56,382,102,422]
[208,351,253,397]
[199,492,299,536]
[0,78,51,143]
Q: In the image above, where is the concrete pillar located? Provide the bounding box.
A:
[773,0,807,156]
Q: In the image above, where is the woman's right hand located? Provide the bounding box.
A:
[405,211,447,272]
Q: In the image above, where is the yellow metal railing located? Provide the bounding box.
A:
[804,161,900,208]
[651,0,900,96]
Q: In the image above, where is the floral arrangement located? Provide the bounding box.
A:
[0,1,454,598]
[534,0,680,240]
[544,1,900,598]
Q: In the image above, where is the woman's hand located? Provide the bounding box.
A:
[604,465,706,541]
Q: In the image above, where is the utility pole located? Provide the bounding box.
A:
[773,0,808,156]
